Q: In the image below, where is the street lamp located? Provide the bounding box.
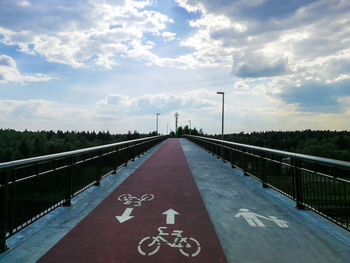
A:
[216,92,224,141]
[156,113,160,135]
[188,120,191,135]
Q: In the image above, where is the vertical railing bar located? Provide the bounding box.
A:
[63,156,74,207]
[132,142,136,161]
[95,150,102,186]
[114,146,119,174]
[0,168,9,252]
[326,176,330,216]
[313,164,318,211]
[9,169,17,237]
[260,152,268,188]
[124,144,129,166]
[293,158,305,209]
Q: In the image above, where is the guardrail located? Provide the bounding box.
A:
[185,135,350,231]
[0,135,167,252]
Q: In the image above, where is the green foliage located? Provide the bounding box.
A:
[0,129,154,163]
[208,130,350,162]
[174,125,202,137]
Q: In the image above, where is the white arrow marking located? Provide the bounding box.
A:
[162,209,180,224]
[116,208,134,223]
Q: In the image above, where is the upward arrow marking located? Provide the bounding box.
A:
[162,209,180,224]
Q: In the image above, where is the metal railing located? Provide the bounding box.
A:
[0,135,167,252]
[185,135,350,231]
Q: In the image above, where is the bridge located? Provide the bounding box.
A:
[0,136,349,262]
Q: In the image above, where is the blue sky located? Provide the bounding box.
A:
[0,0,350,134]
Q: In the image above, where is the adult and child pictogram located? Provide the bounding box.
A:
[235,208,289,228]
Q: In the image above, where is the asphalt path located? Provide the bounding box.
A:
[37,138,228,263]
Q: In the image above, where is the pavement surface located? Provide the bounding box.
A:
[1,138,350,263]
[37,138,227,263]
[181,138,350,263]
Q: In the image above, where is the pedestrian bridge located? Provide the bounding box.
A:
[0,137,349,262]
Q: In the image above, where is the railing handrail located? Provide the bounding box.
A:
[185,135,350,169]
[0,135,167,169]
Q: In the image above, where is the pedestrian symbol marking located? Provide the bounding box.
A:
[234,208,288,228]
[267,216,289,228]
[117,193,154,207]
[138,226,201,257]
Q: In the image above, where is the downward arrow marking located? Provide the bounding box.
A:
[116,208,134,223]
[162,209,180,224]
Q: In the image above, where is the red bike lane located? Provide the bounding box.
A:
[37,139,228,263]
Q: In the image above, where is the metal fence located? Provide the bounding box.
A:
[185,135,350,231]
[0,135,167,252]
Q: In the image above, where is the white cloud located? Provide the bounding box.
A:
[175,0,350,113]
[17,0,31,7]
[0,99,101,131]
[0,55,51,83]
[161,32,176,41]
[0,0,177,69]
[97,92,214,116]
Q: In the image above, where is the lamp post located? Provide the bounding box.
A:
[188,120,191,135]
[156,113,160,135]
[216,92,224,141]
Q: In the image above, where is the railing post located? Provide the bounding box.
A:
[95,151,102,186]
[221,141,224,159]
[260,152,269,188]
[230,145,234,168]
[292,158,305,209]
[114,146,119,174]
[9,169,16,238]
[124,144,129,166]
[63,156,75,206]
[241,150,248,176]
[216,143,220,159]
[132,143,136,161]
[0,170,9,252]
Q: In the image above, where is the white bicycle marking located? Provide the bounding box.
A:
[138,226,201,257]
[117,193,154,207]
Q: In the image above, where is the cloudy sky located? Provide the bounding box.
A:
[0,0,349,134]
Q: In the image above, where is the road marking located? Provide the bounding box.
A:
[138,226,201,257]
[117,193,154,207]
[116,208,134,223]
[234,208,288,228]
[162,209,180,225]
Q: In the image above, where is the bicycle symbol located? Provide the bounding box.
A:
[117,193,154,207]
[138,226,201,257]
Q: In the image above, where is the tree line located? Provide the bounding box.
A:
[209,130,350,162]
[169,125,203,138]
[1,128,349,163]
[0,129,157,163]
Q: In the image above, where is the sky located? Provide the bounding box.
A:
[0,0,350,134]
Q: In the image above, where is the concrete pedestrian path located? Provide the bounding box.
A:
[181,138,350,263]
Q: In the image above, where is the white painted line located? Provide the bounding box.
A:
[162,209,180,224]
[116,208,134,223]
